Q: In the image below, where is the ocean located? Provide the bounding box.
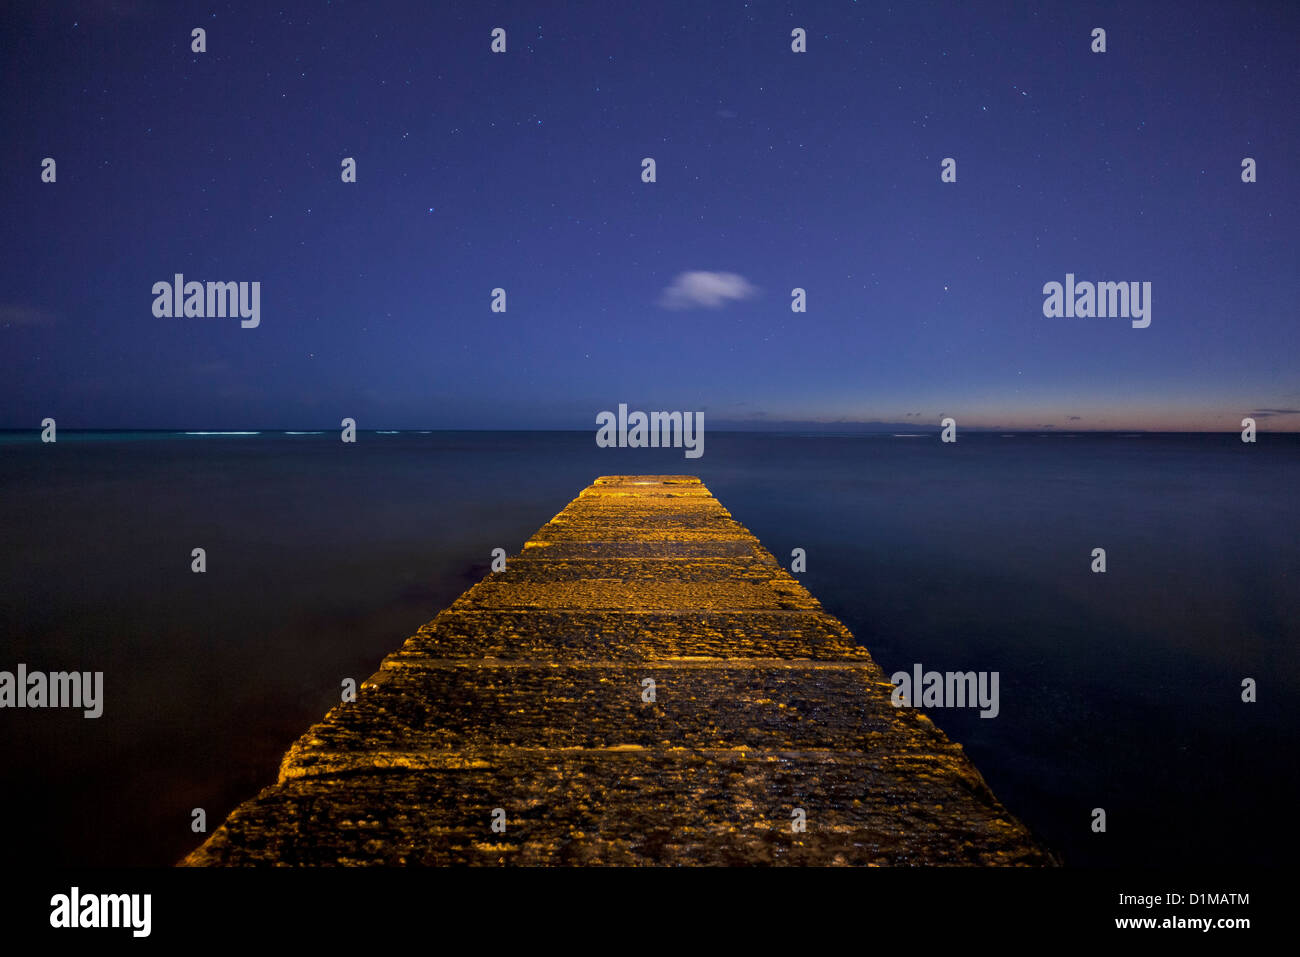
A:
[1,430,1295,866]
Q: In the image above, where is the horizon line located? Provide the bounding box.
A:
[2,427,1293,436]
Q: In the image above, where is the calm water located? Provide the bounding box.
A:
[1,431,1295,866]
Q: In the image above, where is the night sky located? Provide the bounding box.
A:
[3,0,1297,431]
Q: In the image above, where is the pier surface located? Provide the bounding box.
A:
[184,475,1051,865]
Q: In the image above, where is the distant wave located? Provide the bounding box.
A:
[182,431,260,435]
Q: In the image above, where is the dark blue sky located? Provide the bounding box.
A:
[3,0,1297,430]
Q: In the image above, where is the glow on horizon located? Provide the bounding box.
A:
[728,398,1300,432]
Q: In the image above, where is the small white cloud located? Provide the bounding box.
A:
[0,304,55,328]
[659,271,758,310]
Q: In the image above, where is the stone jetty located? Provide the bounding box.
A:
[183,475,1052,865]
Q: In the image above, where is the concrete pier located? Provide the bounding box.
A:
[183,475,1052,865]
